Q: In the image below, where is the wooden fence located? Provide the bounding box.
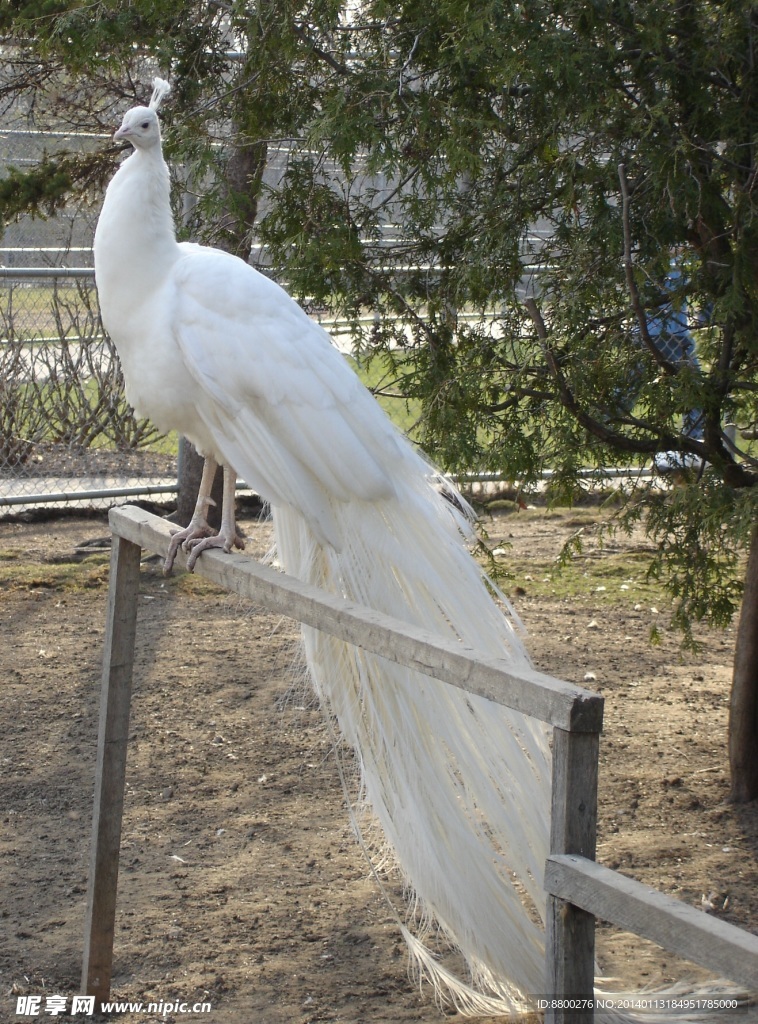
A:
[81,505,758,1021]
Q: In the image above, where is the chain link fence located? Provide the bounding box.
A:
[0,268,179,517]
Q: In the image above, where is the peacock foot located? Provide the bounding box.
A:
[184,527,245,572]
[164,520,214,575]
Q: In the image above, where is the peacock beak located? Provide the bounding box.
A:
[114,124,130,141]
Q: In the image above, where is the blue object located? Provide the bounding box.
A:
[646,266,704,440]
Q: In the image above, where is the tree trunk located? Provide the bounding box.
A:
[214,137,267,261]
[729,521,758,802]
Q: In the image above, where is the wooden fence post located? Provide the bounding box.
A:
[544,727,600,1023]
[81,533,141,1007]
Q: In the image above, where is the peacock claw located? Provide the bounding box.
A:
[184,529,244,571]
[163,523,245,575]
[163,521,212,575]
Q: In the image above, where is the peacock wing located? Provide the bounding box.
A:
[168,246,402,546]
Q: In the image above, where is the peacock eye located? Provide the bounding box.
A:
[141,121,149,129]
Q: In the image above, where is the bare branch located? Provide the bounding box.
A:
[292,24,351,76]
[398,32,422,96]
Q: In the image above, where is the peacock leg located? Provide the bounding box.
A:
[164,459,244,574]
[183,463,245,571]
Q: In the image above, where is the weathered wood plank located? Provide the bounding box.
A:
[81,534,141,1007]
[545,730,600,1022]
[109,505,603,733]
[544,898,596,1021]
[545,854,758,991]
[549,730,600,861]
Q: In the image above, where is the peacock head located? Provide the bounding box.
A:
[113,79,170,152]
[114,106,162,151]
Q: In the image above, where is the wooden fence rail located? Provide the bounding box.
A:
[81,505,757,1021]
[545,854,758,992]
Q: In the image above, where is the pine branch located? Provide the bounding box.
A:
[617,163,680,376]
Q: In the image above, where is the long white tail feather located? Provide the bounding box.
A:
[400,925,535,1016]
[271,461,552,1013]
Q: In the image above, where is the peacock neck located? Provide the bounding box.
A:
[95,145,179,298]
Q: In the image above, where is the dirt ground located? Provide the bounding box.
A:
[1,503,756,1024]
